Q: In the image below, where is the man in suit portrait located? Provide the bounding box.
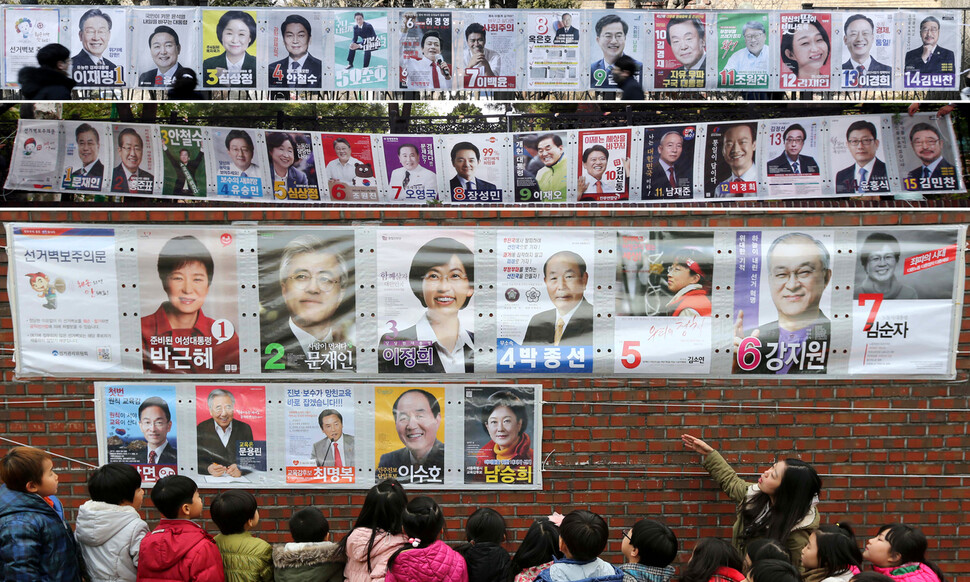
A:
[906,122,956,191]
[377,389,444,483]
[649,131,692,192]
[348,12,378,69]
[111,128,154,194]
[590,15,641,88]
[162,143,204,197]
[269,15,322,89]
[138,396,176,465]
[841,14,891,85]
[312,409,354,467]
[196,388,254,477]
[449,141,496,196]
[767,124,820,175]
[388,143,438,195]
[904,16,955,76]
[138,26,190,87]
[72,8,121,86]
[523,250,594,346]
[67,123,105,191]
[225,130,258,177]
[835,120,889,194]
[668,17,706,73]
[554,13,579,44]
[714,123,758,197]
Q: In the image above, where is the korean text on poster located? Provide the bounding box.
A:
[285,386,356,484]
[464,386,536,485]
[375,386,446,485]
[104,384,178,483]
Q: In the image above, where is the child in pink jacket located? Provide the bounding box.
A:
[862,524,945,582]
[385,496,468,582]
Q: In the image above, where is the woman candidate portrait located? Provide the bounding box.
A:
[857,232,918,300]
[266,132,309,190]
[379,236,475,374]
[781,20,830,82]
[203,10,257,88]
[471,390,533,480]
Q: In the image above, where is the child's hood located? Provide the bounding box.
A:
[273,540,342,568]
[391,540,466,581]
[0,485,58,520]
[347,527,407,562]
[75,500,145,546]
[140,519,212,570]
[541,557,625,582]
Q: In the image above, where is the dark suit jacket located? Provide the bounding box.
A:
[523,298,594,346]
[554,26,579,43]
[196,419,255,474]
[906,158,956,190]
[163,148,203,195]
[648,162,692,192]
[202,52,257,88]
[835,159,889,194]
[268,53,323,88]
[72,50,117,71]
[377,440,445,483]
[111,164,154,193]
[767,153,820,175]
[71,159,105,191]
[673,56,706,73]
[841,57,891,73]
[145,444,177,465]
[904,45,955,75]
[312,435,355,467]
[352,23,378,47]
[138,64,191,87]
[379,323,474,373]
[261,322,356,373]
[739,315,830,374]
[449,175,498,195]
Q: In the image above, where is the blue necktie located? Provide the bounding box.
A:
[857,168,867,193]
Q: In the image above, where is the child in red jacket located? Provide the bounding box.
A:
[137,475,224,582]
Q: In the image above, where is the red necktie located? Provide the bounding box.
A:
[594,180,603,194]
[431,63,440,89]
[333,443,343,467]
[149,450,157,464]
[668,167,677,186]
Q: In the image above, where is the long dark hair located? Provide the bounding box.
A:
[339,478,407,572]
[740,458,821,545]
[878,523,946,582]
[814,522,862,577]
[680,538,742,582]
[511,519,563,576]
[387,496,445,569]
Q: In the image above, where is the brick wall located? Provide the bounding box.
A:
[1,201,968,577]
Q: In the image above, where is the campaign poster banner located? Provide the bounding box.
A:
[496,230,595,374]
[70,7,126,88]
[60,121,110,193]
[202,9,257,89]
[894,113,962,193]
[334,10,389,91]
[903,11,959,90]
[733,230,834,375]
[464,386,536,485]
[848,229,959,375]
[590,11,642,91]
[513,132,569,203]
[375,385,446,485]
[110,124,157,197]
[211,127,266,200]
[12,226,123,375]
[376,229,476,374]
[654,12,707,89]
[399,10,453,90]
[4,7,59,88]
[716,13,769,90]
[266,10,324,90]
[837,12,893,90]
[257,228,356,374]
[703,121,760,199]
[382,135,439,202]
[829,115,891,195]
[284,386,356,484]
[7,121,59,191]
[614,231,713,374]
[763,118,823,198]
[460,12,517,90]
[159,125,206,198]
[137,229,240,375]
[441,134,505,203]
[321,133,381,202]
[577,128,630,202]
[525,11,582,91]
[266,131,320,202]
[104,384,178,483]
[134,9,198,89]
[641,125,697,201]
[779,12,832,91]
[195,385,267,482]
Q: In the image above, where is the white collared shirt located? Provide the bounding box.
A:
[83,49,105,67]
[214,420,233,447]
[288,54,309,70]
[919,156,943,175]
[229,162,258,177]
[555,298,585,330]
[415,312,473,374]
[855,158,877,183]
[326,157,362,184]
[227,57,244,74]
[147,441,169,462]
[725,48,768,72]
[289,318,334,358]
[848,56,873,70]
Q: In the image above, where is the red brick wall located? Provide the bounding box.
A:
[2,202,968,578]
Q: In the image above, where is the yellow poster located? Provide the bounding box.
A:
[202,9,258,88]
[374,385,446,485]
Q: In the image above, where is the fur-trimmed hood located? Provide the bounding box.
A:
[273,541,342,568]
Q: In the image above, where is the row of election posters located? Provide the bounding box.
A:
[2,7,962,92]
[96,383,541,489]
[10,224,963,380]
[6,112,964,204]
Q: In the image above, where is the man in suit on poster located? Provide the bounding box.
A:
[138,396,177,464]
[196,388,255,477]
[523,250,594,346]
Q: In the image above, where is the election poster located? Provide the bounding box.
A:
[703,121,761,199]
[210,127,267,201]
[440,134,505,203]
[321,133,381,202]
[266,131,321,202]
[848,229,959,375]
[4,7,60,88]
[266,10,324,90]
[159,125,207,198]
[654,13,707,90]
[837,12,893,90]
[893,113,962,193]
[11,225,123,376]
[382,135,440,202]
[399,10,453,90]
[375,385,446,485]
[829,115,891,195]
[376,229,476,374]
[577,128,630,202]
[137,228,240,375]
[716,13,769,90]
[614,231,713,375]
[334,10,389,91]
[590,11,643,91]
[69,7,126,88]
[202,9,257,89]
[459,11,517,90]
[133,9,198,89]
[284,386,356,484]
[496,229,595,374]
[110,124,158,197]
[103,384,178,483]
[733,230,834,375]
[60,121,110,194]
[257,228,356,374]
[513,132,569,203]
[762,118,823,199]
[903,11,959,90]
[525,11,582,91]
[195,385,267,482]
[779,12,832,91]
[641,125,697,201]
[7,120,59,191]
[464,386,536,485]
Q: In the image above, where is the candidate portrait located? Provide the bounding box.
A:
[766,124,819,175]
[311,408,354,467]
[111,128,154,194]
[904,16,954,76]
[377,388,444,483]
[138,396,177,465]
[138,26,190,87]
[523,250,593,346]
[449,141,497,196]
[905,122,956,191]
[196,388,255,477]
[834,120,889,194]
[649,131,693,192]
[67,123,105,191]
[269,14,322,88]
